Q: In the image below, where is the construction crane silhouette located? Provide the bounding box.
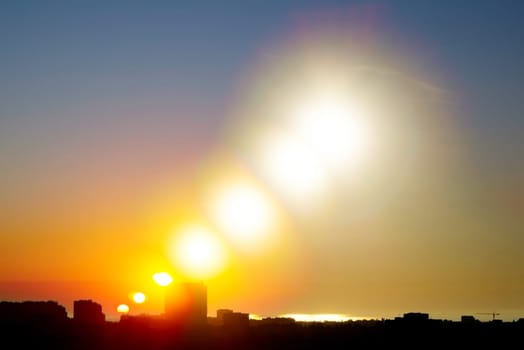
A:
[476,312,500,321]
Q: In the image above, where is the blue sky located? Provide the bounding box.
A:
[2,1,522,154]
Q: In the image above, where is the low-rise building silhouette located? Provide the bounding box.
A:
[461,315,477,323]
[73,299,105,324]
[222,310,249,329]
[256,317,296,326]
[0,301,67,324]
[402,312,429,322]
[216,308,233,325]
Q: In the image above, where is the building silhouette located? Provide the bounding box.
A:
[216,309,249,329]
[1,298,523,349]
[223,311,249,329]
[461,315,477,323]
[0,301,67,324]
[73,299,105,324]
[216,309,233,325]
[165,282,207,326]
[402,312,429,322]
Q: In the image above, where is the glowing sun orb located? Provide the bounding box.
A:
[168,225,227,280]
[116,304,129,313]
[132,292,146,304]
[152,272,173,287]
[210,183,274,249]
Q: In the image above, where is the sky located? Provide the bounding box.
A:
[1,1,523,321]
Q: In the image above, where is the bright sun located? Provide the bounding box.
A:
[290,93,371,170]
[254,89,372,204]
[168,225,227,280]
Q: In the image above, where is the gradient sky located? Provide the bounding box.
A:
[1,1,523,321]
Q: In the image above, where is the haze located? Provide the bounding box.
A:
[1,1,523,321]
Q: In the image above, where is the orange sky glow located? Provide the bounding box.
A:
[1,3,523,323]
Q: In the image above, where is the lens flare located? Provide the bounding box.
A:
[168,225,227,280]
[132,292,146,304]
[209,182,275,251]
[257,130,328,201]
[152,272,174,286]
[116,304,130,313]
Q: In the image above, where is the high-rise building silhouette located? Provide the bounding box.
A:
[165,282,207,326]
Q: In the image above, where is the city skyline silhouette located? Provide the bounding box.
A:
[1,0,524,338]
[1,283,523,349]
[0,281,516,322]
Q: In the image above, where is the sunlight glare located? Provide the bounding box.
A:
[168,225,227,280]
[282,314,351,322]
[132,292,146,304]
[210,183,274,250]
[152,272,174,287]
[258,131,327,201]
[116,304,130,313]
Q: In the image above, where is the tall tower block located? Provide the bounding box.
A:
[165,282,207,326]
